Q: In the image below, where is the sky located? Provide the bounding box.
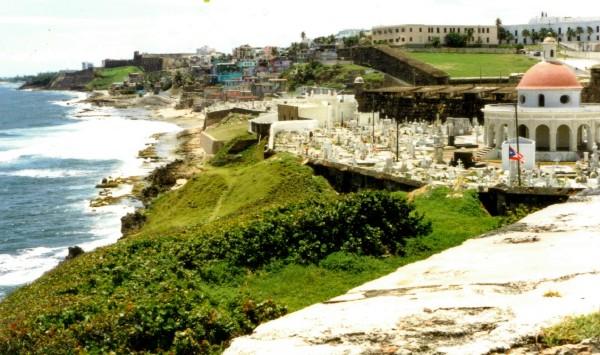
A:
[0,0,599,76]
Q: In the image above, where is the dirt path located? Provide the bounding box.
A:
[225,194,600,354]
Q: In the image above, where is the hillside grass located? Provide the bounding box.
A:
[205,122,252,142]
[86,66,143,91]
[0,138,501,354]
[282,62,385,90]
[405,52,539,78]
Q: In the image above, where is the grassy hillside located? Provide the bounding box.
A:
[405,52,538,78]
[0,139,500,354]
[86,66,143,91]
[282,62,385,90]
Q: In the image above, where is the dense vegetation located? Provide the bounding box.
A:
[405,52,538,78]
[86,66,144,91]
[0,138,500,354]
[9,72,59,88]
[282,62,384,90]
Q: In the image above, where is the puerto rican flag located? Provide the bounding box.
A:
[509,145,524,162]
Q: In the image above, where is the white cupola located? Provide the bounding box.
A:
[542,37,557,61]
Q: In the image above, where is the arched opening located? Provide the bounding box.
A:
[536,125,550,151]
[556,125,571,151]
[518,124,530,139]
[550,49,555,58]
[577,125,592,151]
[538,94,546,107]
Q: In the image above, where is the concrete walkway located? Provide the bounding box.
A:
[225,194,600,355]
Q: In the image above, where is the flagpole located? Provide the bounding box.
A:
[515,101,522,187]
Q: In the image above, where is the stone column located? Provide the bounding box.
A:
[550,125,557,152]
[588,124,595,151]
[496,126,504,147]
[570,126,577,152]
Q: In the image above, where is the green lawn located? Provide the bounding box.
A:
[86,66,143,91]
[205,121,251,141]
[406,52,539,78]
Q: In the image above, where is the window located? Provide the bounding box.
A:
[409,28,413,32]
[409,37,413,42]
[401,28,405,33]
[550,49,555,57]
[597,35,599,41]
[597,26,599,32]
[520,95,526,104]
[419,28,422,32]
[558,28,562,34]
[437,28,441,33]
[486,37,490,43]
[538,94,545,107]
[487,28,490,33]
[560,95,570,104]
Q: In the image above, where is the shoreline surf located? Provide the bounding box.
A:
[0,87,186,299]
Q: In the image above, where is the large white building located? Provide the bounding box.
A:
[483,38,600,162]
[371,24,498,46]
[504,13,600,50]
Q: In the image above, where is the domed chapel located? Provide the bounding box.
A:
[483,37,600,162]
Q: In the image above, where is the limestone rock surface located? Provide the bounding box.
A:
[225,195,600,355]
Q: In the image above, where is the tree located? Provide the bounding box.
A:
[465,28,475,45]
[521,29,531,44]
[343,35,360,47]
[431,36,441,48]
[576,26,584,40]
[301,31,306,41]
[445,32,467,47]
[587,26,594,39]
[567,27,576,41]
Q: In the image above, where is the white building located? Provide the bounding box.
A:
[483,38,600,162]
[504,13,600,50]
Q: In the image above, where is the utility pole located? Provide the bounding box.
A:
[396,117,400,162]
[515,101,522,187]
[372,95,375,143]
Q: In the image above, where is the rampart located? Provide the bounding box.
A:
[338,46,449,85]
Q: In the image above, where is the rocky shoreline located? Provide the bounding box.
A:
[69,90,206,255]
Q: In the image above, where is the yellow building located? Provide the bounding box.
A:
[372,24,498,46]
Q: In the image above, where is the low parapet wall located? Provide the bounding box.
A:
[339,46,449,86]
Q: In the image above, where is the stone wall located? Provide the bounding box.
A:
[357,90,515,123]
[339,46,449,86]
[583,65,600,102]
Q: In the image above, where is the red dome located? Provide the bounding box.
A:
[517,61,582,90]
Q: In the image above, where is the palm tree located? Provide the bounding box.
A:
[587,26,594,40]
[566,28,576,42]
[521,29,531,44]
[576,27,584,40]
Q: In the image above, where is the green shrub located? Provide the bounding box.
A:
[198,191,431,268]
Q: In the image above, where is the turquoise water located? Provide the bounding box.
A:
[0,83,179,298]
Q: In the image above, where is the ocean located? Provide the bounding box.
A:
[0,83,180,299]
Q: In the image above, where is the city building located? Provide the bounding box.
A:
[483,38,600,162]
[371,24,498,46]
[504,13,600,50]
